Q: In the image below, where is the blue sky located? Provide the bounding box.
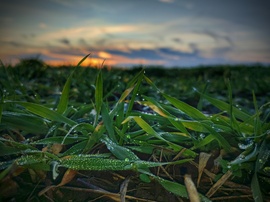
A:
[1,0,270,67]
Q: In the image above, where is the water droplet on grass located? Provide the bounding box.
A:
[199,133,205,139]
[125,158,129,162]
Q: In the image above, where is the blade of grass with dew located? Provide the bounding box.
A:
[199,92,253,123]
[253,91,262,139]
[124,69,144,118]
[61,123,95,144]
[6,101,77,126]
[15,155,51,171]
[59,155,174,171]
[119,70,145,144]
[101,103,117,142]
[140,96,171,118]
[201,122,231,151]
[61,140,88,155]
[162,93,207,121]
[227,81,242,136]
[101,136,139,161]
[0,137,38,152]
[32,136,87,145]
[57,54,90,114]
[191,134,216,150]
[83,121,106,153]
[1,111,48,134]
[94,70,103,126]
[137,98,191,136]
[123,116,196,157]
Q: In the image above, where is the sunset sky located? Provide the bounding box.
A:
[1,0,270,67]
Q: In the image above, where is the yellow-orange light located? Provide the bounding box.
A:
[98,51,112,59]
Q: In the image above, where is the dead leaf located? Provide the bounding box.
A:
[197,152,211,187]
[57,169,77,187]
[184,174,200,202]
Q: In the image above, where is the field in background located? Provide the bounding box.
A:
[0,58,270,201]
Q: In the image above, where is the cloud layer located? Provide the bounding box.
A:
[0,0,270,67]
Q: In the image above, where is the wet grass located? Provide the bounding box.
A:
[0,56,270,201]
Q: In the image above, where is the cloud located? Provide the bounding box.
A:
[58,38,70,45]
[199,30,234,46]
[106,47,200,62]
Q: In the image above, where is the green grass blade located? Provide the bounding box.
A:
[76,53,90,67]
[101,103,117,142]
[101,136,139,161]
[200,93,252,123]
[32,136,86,145]
[94,70,103,126]
[162,93,207,120]
[0,96,3,123]
[56,54,90,114]
[56,71,72,114]
[123,116,197,157]
[125,70,144,117]
[251,173,263,202]
[2,111,48,134]
[60,155,171,171]
[7,101,77,126]
[118,86,135,103]
[202,122,231,151]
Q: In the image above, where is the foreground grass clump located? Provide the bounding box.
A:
[0,56,270,201]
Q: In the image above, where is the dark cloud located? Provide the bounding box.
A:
[159,48,198,58]
[107,49,161,60]
[198,30,234,46]
[172,38,182,43]
[58,38,70,45]
[107,47,200,61]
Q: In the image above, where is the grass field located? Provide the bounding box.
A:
[0,56,270,201]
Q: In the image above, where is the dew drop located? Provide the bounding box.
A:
[124,158,130,162]
[199,133,205,139]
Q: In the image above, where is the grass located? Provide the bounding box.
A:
[0,56,270,201]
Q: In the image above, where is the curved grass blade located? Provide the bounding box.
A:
[101,103,116,142]
[199,93,252,123]
[162,93,207,121]
[94,70,103,126]
[202,122,231,151]
[57,54,90,114]
[61,123,95,144]
[60,155,170,171]
[32,136,87,145]
[56,71,72,114]
[123,116,196,157]
[101,136,139,161]
[6,101,77,126]
[76,53,90,67]
[1,111,48,134]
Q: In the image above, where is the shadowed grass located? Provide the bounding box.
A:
[0,56,269,201]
